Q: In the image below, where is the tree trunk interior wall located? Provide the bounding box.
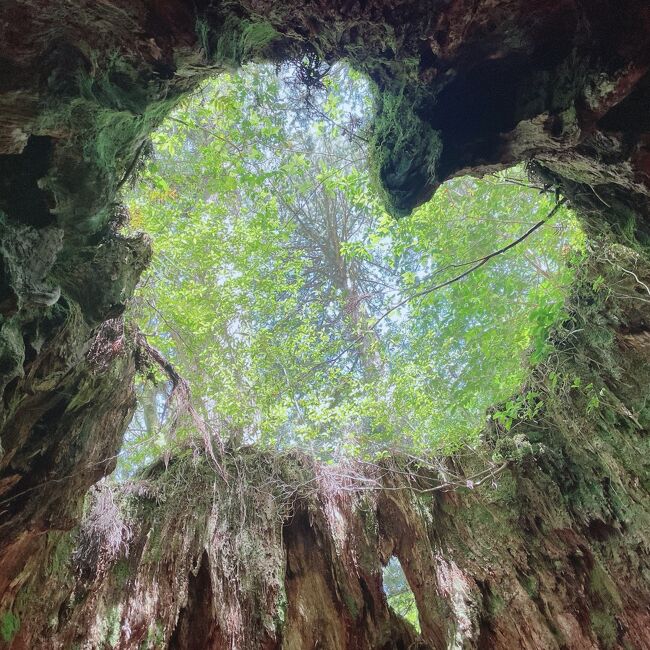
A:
[0,1,649,648]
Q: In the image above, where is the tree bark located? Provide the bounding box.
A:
[1,1,650,648]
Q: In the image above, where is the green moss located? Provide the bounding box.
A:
[140,621,165,649]
[33,47,185,237]
[0,611,20,643]
[100,605,122,647]
[112,558,132,588]
[521,574,539,598]
[483,591,506,620]
[274,586,288,631]
[492,433,535,463]
[342,589,360,619]
[141,527,164,565]
[78,53,152,115]
[199,16,278,67]
[47,532,75,577]
[590,610,618,648]
[368,85,441,217]
[589,563,622,609]
[0,322,25,391]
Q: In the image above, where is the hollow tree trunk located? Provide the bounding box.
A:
[1,1,650,648]
[7,249,650,648]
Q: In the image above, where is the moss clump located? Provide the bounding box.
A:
[0,322,25,394]
[47,532,75,577]
[590,610,618,648]
[140,621,165,649]
[198,16,278,67]
[36,64,181,236]
[112,558,132,588]
[0,611,20,643]
[100,605,122,647]
[520,574,539,598]
[274,586,288,631]
[368,86,441,217]
[485,592,506,619]
[587,561,622,648]
[492,433,535,463]
[589,563,622,609]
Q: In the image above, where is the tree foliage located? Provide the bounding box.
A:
[121,63,582,470]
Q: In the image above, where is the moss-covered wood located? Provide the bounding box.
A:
[1,0,650,648]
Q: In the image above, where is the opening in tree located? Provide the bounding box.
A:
[1,1,650,648]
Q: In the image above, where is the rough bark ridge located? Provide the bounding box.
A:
[1,0,650,648]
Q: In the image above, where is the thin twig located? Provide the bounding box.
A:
[312,198,568,372]
[372,198,568,331]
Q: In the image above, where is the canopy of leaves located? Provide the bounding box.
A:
[121,63,583,471]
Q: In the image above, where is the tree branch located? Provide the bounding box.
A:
[371,198,568,331]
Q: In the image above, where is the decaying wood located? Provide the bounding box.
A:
[1,1,650,647]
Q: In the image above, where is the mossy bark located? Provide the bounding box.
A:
[1,1,650,648]
[4,251,650,650]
